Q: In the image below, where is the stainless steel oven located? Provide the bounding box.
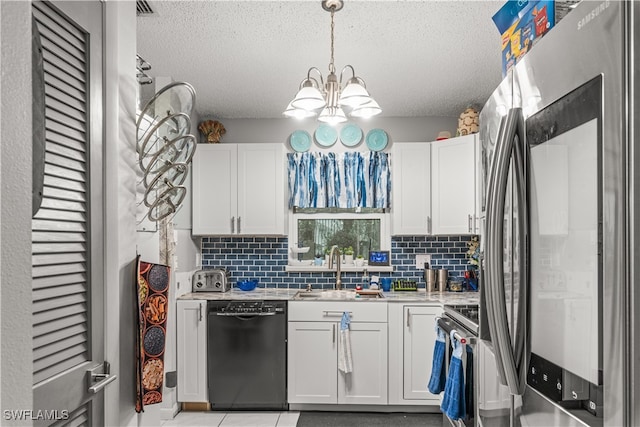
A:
[439,304,479,427]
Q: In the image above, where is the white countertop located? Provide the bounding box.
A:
[178,288,479,305]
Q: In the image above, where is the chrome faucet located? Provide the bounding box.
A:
[328,245,342,290]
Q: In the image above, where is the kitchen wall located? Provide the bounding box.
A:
[200,235,476,289]
[0,0,34,415]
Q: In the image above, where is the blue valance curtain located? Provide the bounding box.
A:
[287,151,391,208]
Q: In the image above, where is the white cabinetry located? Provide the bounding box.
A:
[192,143,286,235]
[288,301,388,405]
[388,303,442,405]
[391,143,432,235]
[177,300,207,402]
[431,134,478,234]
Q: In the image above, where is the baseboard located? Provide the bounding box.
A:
[159,402,180,420]
[289,403,441,413]
[181,402,212,411]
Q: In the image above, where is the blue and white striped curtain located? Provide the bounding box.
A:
[287,152,391,209]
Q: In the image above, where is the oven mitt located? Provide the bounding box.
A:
[441,330,466,421]
[427,324,446,394]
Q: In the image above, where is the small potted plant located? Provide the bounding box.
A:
[354,254,365,267]
[343,246,354,265]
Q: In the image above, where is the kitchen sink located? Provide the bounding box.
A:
[293,289,384,300]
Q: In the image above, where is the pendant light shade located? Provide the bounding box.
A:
[283,0,381,124]
[350,99,382,118]
[318,106,347,125]
[283,101,317,119]
[338,77,372,107]
[291,83,326,111]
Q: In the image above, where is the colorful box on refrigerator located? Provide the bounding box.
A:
[492,0,556,76]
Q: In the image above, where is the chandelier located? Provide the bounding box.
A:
[283,0,381,125]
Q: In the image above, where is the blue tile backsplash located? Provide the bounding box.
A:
[201,235,477,290]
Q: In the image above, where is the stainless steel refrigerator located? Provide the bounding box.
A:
[478,1,639,426]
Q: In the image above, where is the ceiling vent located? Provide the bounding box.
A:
[136,0,155,16]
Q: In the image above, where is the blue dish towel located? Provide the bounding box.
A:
[427,324,447,394]
[441,330,466,421]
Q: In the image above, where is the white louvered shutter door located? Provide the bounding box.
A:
[32,1,106,424]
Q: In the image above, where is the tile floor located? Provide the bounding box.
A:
[161,411,300,427]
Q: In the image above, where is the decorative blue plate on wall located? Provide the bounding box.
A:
[365,128,388,151]
[289,130,312,152]
[340,124,363,147]
[315,124,338,147]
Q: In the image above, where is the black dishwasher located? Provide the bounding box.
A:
[207,300,287,410]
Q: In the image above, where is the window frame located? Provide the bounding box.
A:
[288,210,392,256]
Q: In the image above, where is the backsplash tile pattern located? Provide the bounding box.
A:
[201,235,476,290]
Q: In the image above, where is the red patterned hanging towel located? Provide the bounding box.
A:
[135,255,171,413]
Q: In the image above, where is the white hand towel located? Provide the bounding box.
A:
[338,312,353,374]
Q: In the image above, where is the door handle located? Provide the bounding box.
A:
[485,107,528,396]
[199,303,203,322]
[427,216,432,234]
[406,309,411,328]
[332,324,336,343]
[87,361,117,394]
[468,214,473,233]
[231,216,235,233]
[238,216,241,234]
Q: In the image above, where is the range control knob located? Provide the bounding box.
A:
[215,281,222,289]
[196,282,203,288]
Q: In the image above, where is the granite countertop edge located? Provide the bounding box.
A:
[178,289,479,305]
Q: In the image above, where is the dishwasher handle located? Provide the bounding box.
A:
[215,312,277,317]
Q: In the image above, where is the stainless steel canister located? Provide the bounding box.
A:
[425,269,436,292]
[437,269,448,292]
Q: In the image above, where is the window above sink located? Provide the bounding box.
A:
[287,207,392,272]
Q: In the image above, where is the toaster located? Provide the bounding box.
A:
[192,268,231,292]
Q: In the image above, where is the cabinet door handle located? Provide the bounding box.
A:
[468,214,473,233]
[332,324,336,343]
[231,216,235,233]
[199,304,203,322]
[407,309,411,328]
[427,216,432,234]
[238,216,242,234]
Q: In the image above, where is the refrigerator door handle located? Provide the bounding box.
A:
[485,107,528,396]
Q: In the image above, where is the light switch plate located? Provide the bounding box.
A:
[415,254,431,269]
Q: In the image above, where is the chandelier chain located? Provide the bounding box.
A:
[329,8,335,74]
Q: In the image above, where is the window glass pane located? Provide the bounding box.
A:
[296,218,381,260]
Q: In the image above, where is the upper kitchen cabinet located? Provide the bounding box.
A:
[391,143,432,235]
[431,134,479,234]
[192,143,286,235]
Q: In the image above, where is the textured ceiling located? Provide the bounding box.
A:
[136,1,505,119]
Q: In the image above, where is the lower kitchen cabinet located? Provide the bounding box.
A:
[177,300,208,402]
[287,301,388,405]
[388,303,442,405]
[287,321,337,404]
